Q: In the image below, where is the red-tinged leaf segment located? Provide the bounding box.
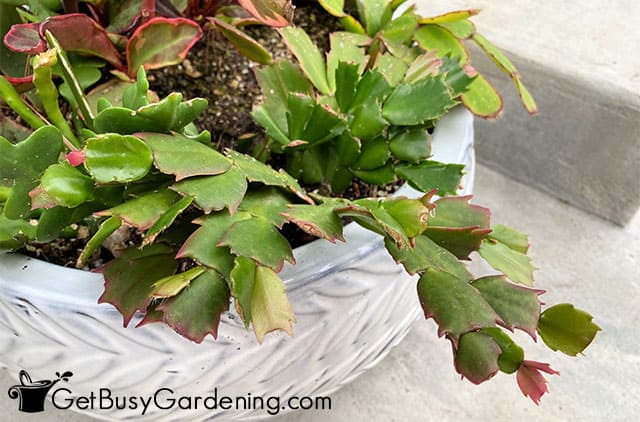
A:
[238,0,293,27]
[537,304,601,356]
[157,269,230,342]
[417,268,502,342]
[95,190,182,230]
[384,235,472,280]
[478,238,536,286]
[177,212,248,277]
[126,17,202,77]
[424,196,491,259]
[97,244,178,326]
[472,276,542,339]
[454,331,501,384]
[218,216,294,271]
[230,257,295,342]
[137,132,232,180]
[282,203,345,243]
[5,15,123,69]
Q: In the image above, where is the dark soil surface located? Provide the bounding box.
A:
[148,6,339,152]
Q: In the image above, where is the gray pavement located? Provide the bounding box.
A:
[2,164,638,421]
[422,0,640,225]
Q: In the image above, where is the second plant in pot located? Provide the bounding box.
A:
[0,0,598,418]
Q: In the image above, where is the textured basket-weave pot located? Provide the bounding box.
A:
[0,107,474,421]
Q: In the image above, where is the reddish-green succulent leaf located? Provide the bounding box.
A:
[375,53,408,87]
[137,132,231,180]
[360,0,393,36]
[350,101,388,141]
[0,126,62,219]
[382,77,456,125]
[126,17,202,77]
[352,163,395,186]
[394,161,464,196]
[454,331,501,384]
[478,239,536,287]
[480,327,525,374]
[461,74,503,118]
[77,216,122,268]
[514,77,538,115]
[237,0,293,27]
[437,20,476,39]
[327,32,369,92]
[414,24,469,63]
[302,105,346,144]
[3,22,45,53]
[318,0,346,17]
[0,209,36,249]
[381,197,429,238]
[225,149,298,194]
[40,163,95,208]
[279,26,331,95]
[472,276,542,338]
[152,266,206,298]
[353,138,390,170]
[389,128,431,162]
[143,194,194,245]
[230,256,295,341]
[425,226,491,259]
[177,212,247,276]
[403,51,442,85]
[354,199,410,247]
[218,216,294,271]
[95,190,182,230]
[351,69,392,110]
[429,196,490,228]
[95,91,207,134]
[285,93,316,141]
[255,61,313,132]
[171,167,247,214]
[237,187,292,228]
[0,126,62,182]
[157,269,230,342]
[282,203,345,243]
[471,33,517,75]
[384,234,472,279]
[537,304,601,356]
[417,268,502,342]
[252,105,291,145]
[209,18,273,64]
[230,256,257,326]
[488,224,529,254]
[418,9,481,24]
[84,134,153,183]
[250,264,295,343]
[382,13,419,44]
[5,15,123,68]
[97,244,178,326]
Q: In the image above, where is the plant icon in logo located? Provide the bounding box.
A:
[8,370,73,413]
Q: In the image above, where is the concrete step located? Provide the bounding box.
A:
[419,0,640,225]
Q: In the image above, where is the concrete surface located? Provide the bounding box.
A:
[2,164,639,421]
[420,0,640,225]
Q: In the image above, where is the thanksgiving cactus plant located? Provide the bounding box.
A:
[0,3,599,406]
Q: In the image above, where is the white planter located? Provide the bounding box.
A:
[0,108,474,421]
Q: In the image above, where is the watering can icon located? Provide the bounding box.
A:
[8,370,73,413]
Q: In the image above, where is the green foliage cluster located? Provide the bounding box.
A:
[0,2,598,404]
